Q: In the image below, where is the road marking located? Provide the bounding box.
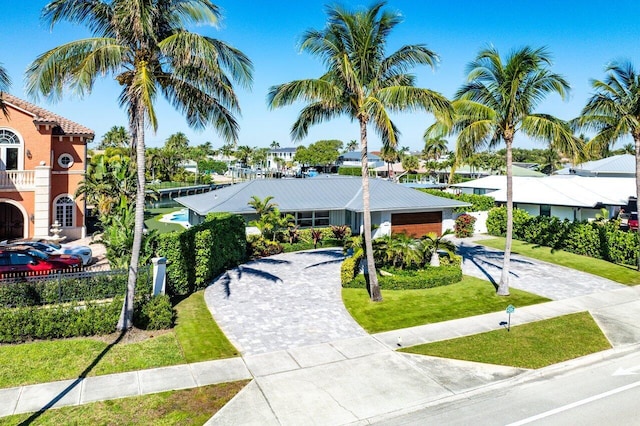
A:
[613,364,640,376]
[506,380,640,426]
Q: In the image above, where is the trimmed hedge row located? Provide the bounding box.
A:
[343,265,462,290]
[158,213,246,295]
[486,207,639,266]
[417,189,495,212]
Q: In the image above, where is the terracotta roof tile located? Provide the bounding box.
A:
[1,93,94,137]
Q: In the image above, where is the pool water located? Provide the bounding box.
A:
[160,209,190,228]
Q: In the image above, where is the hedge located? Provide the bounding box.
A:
[158,213,246,295]
[343,265,462,290]
[417,189,495,212]
[486,206,640,266]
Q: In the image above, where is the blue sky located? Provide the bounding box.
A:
[1,0,640,151]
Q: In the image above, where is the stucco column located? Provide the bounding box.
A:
[33,163,51,238]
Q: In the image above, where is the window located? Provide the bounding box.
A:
[0,129,22,171]
[54,195,75,227]
[294,210,331,227]
[540,204,551,217]
[58,153,74,168]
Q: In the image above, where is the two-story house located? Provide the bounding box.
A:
[0,93,94,241]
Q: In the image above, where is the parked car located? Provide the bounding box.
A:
[0,240,93,266]
[0,246,82,278]
[629,212,639,231]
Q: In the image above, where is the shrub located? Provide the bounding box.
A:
[454,214,477,238]
[134,294,175,330]
[337,166,362,176]
[486,206,531,237]
[330,225,351,241]
[340,255,361,285]
[343,265,462,290]
[247,235,284,258]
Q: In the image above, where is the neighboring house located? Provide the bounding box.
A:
[0,94,93,241]
[175,176,469,237]
[337,151,384,169]
[556,154,635,178]
[454,175,636,221]
[266,147,297,171]
[180,159,198,174]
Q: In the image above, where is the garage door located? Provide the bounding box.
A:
[391,211,442,237]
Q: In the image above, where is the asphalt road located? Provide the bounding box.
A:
[377,347,640,426]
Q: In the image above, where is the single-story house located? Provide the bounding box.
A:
[175,176,469,237]
[556,154,634,178]
[455,175,636,221]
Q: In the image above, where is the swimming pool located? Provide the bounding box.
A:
[160,209,190,228]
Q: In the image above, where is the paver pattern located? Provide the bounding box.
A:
[205,248,367,355]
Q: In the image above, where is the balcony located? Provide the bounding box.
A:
[0,170,36,191]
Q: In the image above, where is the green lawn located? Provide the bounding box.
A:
[401,312,611,369]
[0,381,249,426]
[479,237,640,285]
[342,276,549,333]
[144,207,185,233]
[0,291,238,389]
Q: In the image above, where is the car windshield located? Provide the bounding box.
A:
[27,249,49,260]
[631,213,638,220]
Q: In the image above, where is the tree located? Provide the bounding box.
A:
[268,1,451,301]
[235,145,253,167]
[423,136,448,160]
[577,61,640,269]
[248,195,277,217]
[0,62,11,117]
[401,154,419,173]
[345,139,359,152]
[420,229,456,267]
[429,46,578,295]
[27,0,252,331]
[270,140,280,149]
[98,125,130,150]
[379,145,399,178]
[297,139,343,172]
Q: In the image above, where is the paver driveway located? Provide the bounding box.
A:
[204,248,366,355]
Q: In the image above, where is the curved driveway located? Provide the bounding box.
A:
[204,248,367,356]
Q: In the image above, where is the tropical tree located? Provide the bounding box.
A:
[379,145,399,178]
[576,61,640,269]
[420,229,456,267]
[429,46,578,295]
[423,136,448,160]
[401,154,420,173]
[268,1,451,301]
[98,125,130,150]
[270,140,280,149]
[0,62,11,117]
[235,145,253,167]
[345,139,359,152]
[248,195,277,217]
[27,0,252,330]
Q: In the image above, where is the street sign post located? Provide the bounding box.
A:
[506,305,515,332]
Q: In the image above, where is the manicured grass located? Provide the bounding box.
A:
[401,312,611,369]
[0,291,238,388]
[0,381,250,426]
[144,207,185,233]
[479,237,640,285]
[342,276,549,333]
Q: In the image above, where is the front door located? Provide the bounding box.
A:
[0,203,24,240]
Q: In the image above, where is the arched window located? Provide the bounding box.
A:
[0,129,23,171]
[54,195,75,227]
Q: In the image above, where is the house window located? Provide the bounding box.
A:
[473,188,487,195]
[0,129,22,171]
[58,153,74,169]
[540,204,551,217]
[294,210,331,227]
[315,210,330,226]
[54,195,75,227]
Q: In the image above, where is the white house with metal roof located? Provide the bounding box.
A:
[175,176,469,236]
[556,154,634,178]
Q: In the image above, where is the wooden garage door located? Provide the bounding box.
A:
[391,212,442,237]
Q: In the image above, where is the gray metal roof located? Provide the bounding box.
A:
[176,176,468,216]
[556,154,635,176]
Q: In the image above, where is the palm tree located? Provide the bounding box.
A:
[235,145,253,167]
[27,0,252,330]
[0,62,11,117]
[420,229,456,267]
[401,154,419,174]
[248,195,277,217]
[429,46,577,295]
[346,139,359,152]
[98,125,130,150]
[268,1,451,301]
[576,61,640,269]
[423,136,448,160]
[379,145,399,178]
[270,140,280,150]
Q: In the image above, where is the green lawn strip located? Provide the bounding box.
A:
[479,237,640,285]
[0,291,237,388]
[400,312,611,369]
[0,380,250,426]
[144,207,184,234]
[342,276,549,333]
[174,291,239,362]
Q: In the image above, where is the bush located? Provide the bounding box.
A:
[134,294,175,330]
[337,166,362,176]
[343,265,462,290]
[486,206,531,237]
[454,214,477,238]
[247,235,284,258]
[340,255,361,285]
[417,189,495,212]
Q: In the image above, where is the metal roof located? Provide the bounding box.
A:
[176,176,468,215]
[556,154,635,176]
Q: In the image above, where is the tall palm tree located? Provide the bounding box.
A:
[345,139,359,152]
[98,125,130,150]
[268,1,451,301]
[429,46,577,295]
[27,0,252,330]
[0,61,11,117]
[270,140,280,150]
[423,136,448,160]
[577,61,640,269]
[379,145,399,178]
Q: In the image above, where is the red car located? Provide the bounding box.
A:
[629,212,639,231]
[0,246,82,278]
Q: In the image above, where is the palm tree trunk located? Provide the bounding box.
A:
[634,134,640,271]
[498,138,513,295]
[117,108,146,330]
[360,119,382,301]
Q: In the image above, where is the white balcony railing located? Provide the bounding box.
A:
[0,170,36,190]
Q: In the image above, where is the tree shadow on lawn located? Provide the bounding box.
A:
[19,330,127,425]
[457,243,533,290]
